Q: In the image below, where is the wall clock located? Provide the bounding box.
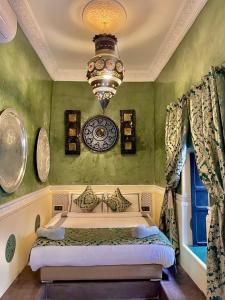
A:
[82,115,118,152]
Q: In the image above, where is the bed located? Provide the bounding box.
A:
[29,191,175,284]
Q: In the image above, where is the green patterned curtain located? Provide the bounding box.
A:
[188,68,225,299]
[159,98,188,255]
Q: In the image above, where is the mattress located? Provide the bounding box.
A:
[29,212,175,271]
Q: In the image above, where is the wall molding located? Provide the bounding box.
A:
[0,186,50,220]
[50,184,156,193]
[152,185,165,195]
[153,185,191,206]
[9,0,207,82]
[149,0,208,80]
[9,0,58,80]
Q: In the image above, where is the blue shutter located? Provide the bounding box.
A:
[190,152,208,246]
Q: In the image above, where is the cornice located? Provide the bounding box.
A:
[9,0,58,79]
[149,0,208,81]
[9,0,207,82]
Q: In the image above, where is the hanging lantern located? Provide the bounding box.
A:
[86,33,124,112]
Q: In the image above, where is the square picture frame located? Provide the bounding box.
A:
[120,110,136,154]
[65,110,81,155]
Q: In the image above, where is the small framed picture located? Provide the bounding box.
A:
[123,113,132,122]
[124,142,132,150]
[68,128,77,137]
[68,114,77,122]
[124,127,132,136]
[68,143,77,151]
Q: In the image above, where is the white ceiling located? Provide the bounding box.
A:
[9,0,207,81]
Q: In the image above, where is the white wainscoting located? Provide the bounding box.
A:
[0,187,52,298]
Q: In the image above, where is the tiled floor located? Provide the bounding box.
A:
[1,265,206,300]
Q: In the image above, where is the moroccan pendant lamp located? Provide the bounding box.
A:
[83,0,126,112]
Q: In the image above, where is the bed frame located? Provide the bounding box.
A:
[40,190,166,298]
[44,279,161,300]
[40,264,162,282]
[41,264,163,299]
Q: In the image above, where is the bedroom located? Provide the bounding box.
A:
[0,0,224,299]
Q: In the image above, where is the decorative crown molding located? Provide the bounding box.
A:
[9,0,207,82]
[149,0,208,81]
[9,0,58,79]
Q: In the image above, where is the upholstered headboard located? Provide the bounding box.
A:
[68,192,142,213]
[52,187,152,216]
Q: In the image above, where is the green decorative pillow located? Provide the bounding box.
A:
[74,186,101,212]
[104,188,132,212]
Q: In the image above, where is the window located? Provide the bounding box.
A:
[190,152,208,246]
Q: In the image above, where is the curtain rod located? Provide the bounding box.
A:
[174,61,225,101]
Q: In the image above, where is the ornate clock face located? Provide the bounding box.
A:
[82,115,118,152]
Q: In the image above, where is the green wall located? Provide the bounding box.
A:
[50,82,155,185]
[0,27,52,205]
[154,0,225,186]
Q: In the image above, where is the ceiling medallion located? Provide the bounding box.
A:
[82,0,127,34]
[82,115,118,152]
[83,0,126,112]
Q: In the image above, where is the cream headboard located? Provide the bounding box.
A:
[52,186,153,216]
[69,192,141,213]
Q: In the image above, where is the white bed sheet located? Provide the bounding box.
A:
[48,212,152,228]
[29,212,175,271]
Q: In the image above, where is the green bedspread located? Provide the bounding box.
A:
[33,227,173,248]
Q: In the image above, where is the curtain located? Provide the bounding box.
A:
[159,98,188,255]
[188,68,225,299]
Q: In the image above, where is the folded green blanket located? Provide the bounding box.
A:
[33,227,172,248]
